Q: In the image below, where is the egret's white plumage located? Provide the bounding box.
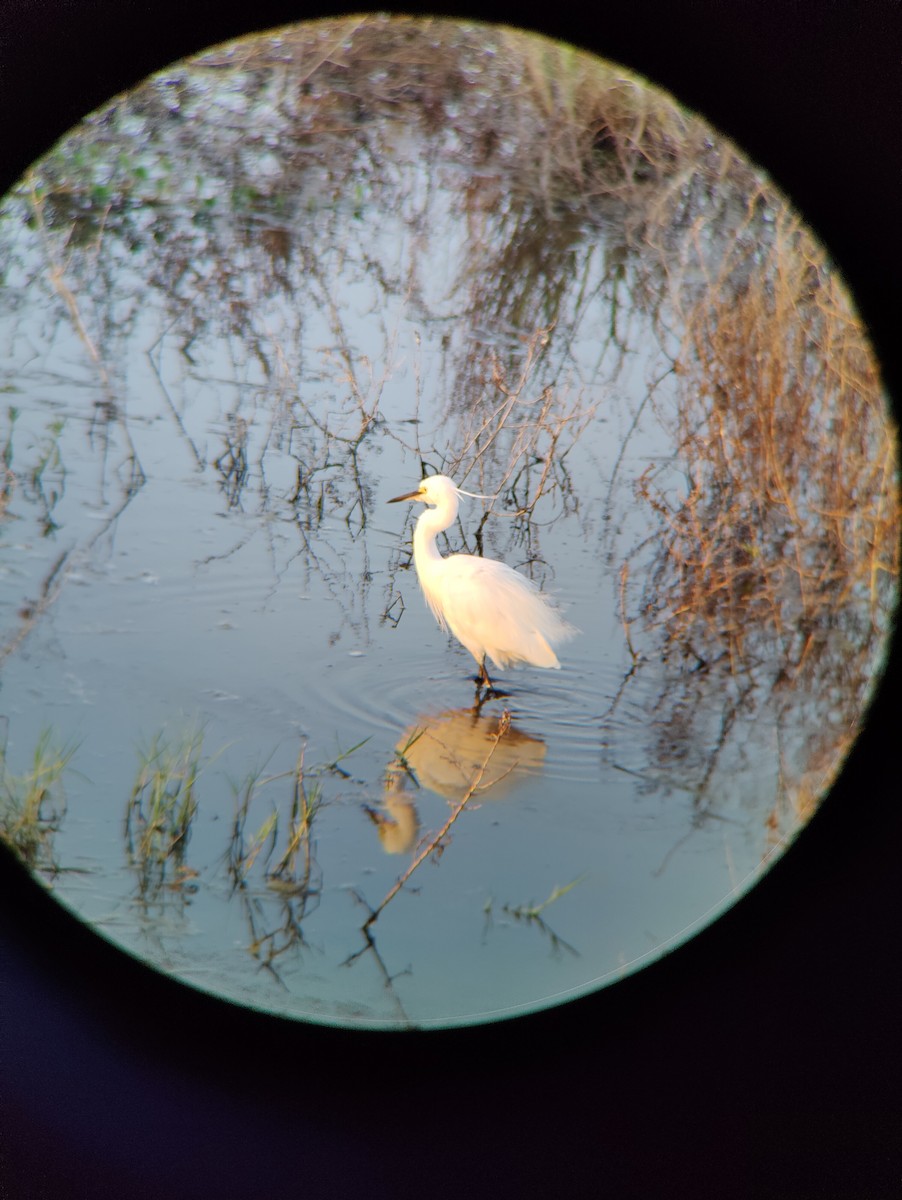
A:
[389,474,577,690]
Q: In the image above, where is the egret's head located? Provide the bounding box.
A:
[388,474,458,507]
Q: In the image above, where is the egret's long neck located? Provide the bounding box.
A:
[413,498,457,566]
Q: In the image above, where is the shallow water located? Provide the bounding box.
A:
[0,19,895,1027]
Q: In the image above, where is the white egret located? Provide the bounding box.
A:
[389,474,577,692]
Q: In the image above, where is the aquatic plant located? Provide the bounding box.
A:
[124,728,204,898]
[0,728,76,873]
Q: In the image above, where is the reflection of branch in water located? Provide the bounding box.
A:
[340,904,414,1028]
[686,681,753,806]
[494,908,579,959]
[238,884,316,987]
[443,326,597,540]
[602,364,673,540]
[27,173,146,483]
[618,562,640,665]
[17,48,609,656]
[0,548,69,667]
[146,331,206,471]
[0,183,149,660]
[213,415,250,509]
[379,583,406,629]
[0,439,145,666]
[450,327,554,480]
[361,710,512,930]
[606,666,758,878]
[652,804,737,880]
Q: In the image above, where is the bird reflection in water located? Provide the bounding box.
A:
[365,775,420,855]
[365,707,546,854]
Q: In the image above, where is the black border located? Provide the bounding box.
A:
[1,3,899,1196]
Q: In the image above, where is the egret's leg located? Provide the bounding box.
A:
[474,659,508,701]
[471,660,492,713]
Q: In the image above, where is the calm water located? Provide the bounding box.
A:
[0,19,895,1027]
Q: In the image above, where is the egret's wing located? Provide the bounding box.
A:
[438,555,575,669]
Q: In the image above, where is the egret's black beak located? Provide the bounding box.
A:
[388,488,422,504]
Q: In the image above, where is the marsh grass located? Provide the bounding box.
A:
[226,738,373,888]
[610,204,900,833]
[492,875,585,958]
[218,729,362,974]
[228,753,324,971]
[223,739,371,972]
[633,210,898,679]
[124,729,204,897]
[0,728,76,873]
[502,873,586,922]
[118,726,372,969]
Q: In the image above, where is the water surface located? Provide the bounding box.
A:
[0,17,896,1027]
